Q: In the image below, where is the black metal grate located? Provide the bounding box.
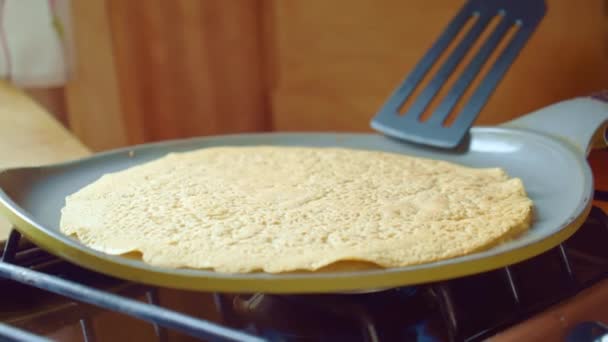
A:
[0,230,262,342]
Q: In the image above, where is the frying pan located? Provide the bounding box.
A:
[0,97,606,294]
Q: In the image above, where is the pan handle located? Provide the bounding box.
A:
[501,95,608,156]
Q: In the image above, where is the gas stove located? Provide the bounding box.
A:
[0,198,607,342]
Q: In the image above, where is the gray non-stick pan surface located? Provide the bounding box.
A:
[0,97,606,294]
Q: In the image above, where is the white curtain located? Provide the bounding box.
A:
[0,0,72,87]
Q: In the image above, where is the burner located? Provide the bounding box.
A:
[222,287,445,341]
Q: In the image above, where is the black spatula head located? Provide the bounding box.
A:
[371,0,546,148]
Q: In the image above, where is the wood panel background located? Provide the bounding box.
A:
[270,0,608,131]
[65,0,129,151]
[64,0,271,150]
[59,0,608,216]
[63,0,608,150]
[107,0,271,144]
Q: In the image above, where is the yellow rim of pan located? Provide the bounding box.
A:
[0,200,592,294]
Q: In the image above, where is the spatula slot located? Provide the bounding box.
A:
[442,17,521,127]
[397,13,480,117]
[448,21,531,133]
[371,0,546,148]
[400,14,494,122]
[422,12,507,125]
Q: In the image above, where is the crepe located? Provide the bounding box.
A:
[59,146,533,273]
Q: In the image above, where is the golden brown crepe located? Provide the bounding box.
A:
[60,146,533,273]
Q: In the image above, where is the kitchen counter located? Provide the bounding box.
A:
[0,81,89,241]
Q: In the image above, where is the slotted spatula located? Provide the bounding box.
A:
[371,0,546,148]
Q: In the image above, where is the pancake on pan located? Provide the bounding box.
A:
[59,146,533,273]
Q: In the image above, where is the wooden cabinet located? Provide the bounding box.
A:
[62,0,608,149]
[65,0,269,150]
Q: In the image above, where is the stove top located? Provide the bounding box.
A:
[0,203,606,342]
[215,206,608,342]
